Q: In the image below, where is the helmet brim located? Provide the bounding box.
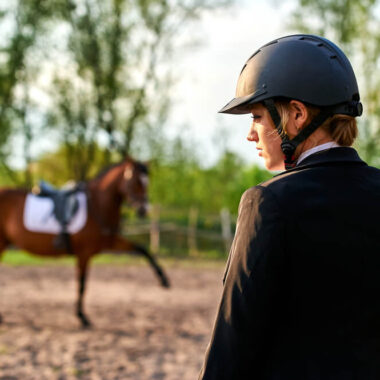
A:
[218,89,267,114]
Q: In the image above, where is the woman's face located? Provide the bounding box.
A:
[247,103,284,171]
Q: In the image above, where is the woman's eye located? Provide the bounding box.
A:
[251,115,261,121]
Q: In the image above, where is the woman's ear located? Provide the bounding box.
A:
[288,100,309,133]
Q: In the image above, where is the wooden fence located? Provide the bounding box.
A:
[122,205,236,258]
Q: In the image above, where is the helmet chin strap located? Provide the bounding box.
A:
[263,99,332,170]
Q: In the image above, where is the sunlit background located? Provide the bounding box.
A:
[0,0,379,379]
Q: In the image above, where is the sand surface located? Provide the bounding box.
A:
[0,262,224,380]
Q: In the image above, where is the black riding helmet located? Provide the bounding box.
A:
[219,34,363,169]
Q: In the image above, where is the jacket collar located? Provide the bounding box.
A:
[278,147,366,175]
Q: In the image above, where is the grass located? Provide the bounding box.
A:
[0,249,226,269]
[0,249,146,266]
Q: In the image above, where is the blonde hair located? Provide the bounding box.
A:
[274,100,358,146]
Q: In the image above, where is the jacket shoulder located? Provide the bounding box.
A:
[242,171,299,201]
[251,161,380,207]
[240,182,280,207]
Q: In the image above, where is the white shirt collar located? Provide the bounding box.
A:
[297,142,341,165]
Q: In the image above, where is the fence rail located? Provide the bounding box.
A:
[122,205,236,258]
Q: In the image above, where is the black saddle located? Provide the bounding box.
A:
[36,181,85,253]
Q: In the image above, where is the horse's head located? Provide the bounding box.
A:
[119,160,149,218]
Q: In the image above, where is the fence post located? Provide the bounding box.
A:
[220,207,232,252]
[188,206,198,257]
[150,204,160,254]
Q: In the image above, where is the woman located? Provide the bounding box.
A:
[199,35,380,379]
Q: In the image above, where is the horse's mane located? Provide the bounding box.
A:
[93,159,148,180]
[94,161,124,180]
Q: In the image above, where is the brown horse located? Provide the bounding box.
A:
[0,157,169,327]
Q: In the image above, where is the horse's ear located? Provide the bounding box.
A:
[124,165,133,180]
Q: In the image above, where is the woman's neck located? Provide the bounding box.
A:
[295,129,335,158]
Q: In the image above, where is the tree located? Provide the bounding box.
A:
[149,137,271,213]
[290,0,380,167]
[0,0,62,186]
[29,142,107,186]
[0,0,232,184]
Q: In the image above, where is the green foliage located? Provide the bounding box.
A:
[149,138,272,213]
[0,166,20,187]
[0,0,232,183]
[291,0,377,46]
[290,0,380,166]
[30,143,109,186]
[0,0,75,185]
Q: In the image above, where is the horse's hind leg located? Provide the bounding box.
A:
[76,255,92,328]
[112,235,170,288]
[0,248,2,323]
[0,240,8,324]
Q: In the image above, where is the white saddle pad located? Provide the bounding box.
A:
[23,192,87,234]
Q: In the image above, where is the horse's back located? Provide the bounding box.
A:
[0,187,27,214]
[0,187,27,196]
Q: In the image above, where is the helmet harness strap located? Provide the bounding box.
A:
[263,99,332,170]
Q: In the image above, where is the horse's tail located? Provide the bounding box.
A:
[0,187,27,253]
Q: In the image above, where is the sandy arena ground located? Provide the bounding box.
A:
[0,262,224,380]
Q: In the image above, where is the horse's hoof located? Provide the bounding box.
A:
[80,319,92,329]
[161,277,170,288]
[78,312,92,329]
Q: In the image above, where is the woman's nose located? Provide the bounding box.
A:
[247,124,258,142]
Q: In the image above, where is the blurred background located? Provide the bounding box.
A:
[0,0,379,259]
[0,0,380,378]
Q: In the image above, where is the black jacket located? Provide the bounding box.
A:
[199,147,380,380]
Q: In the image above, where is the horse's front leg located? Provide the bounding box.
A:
[0,244,6,324]
[76,255,92,328]
[111,235,170,288]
